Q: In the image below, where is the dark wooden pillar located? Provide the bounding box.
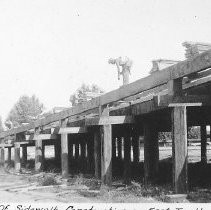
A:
[118,137,122,160]
[201,124,207,164]
[94,128,101,178]
[144,118,159,185]
[172,106,188,193]
[14,143,21,172]
[7,147,12,166]
[133,133,140,164]
[21,144,27,167]
[80,136,86,173]
[87,133,94,173]
[123,126,132,185]
[61,119,69,177]
[55,137,61,163]
[0,147,5,167]
[101,124,112,186]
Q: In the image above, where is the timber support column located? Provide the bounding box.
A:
[7,147,12,166]
[61,118,69,178]
[14,143,21,172]
[94,128,101,179]
[55,136,61,164]
[172,106,188,194]
[201,124,207,165]
[123,125,132,185]
[22,145,27,167]
[100,107,112,186]
[80,136,86,173]
[35,139,43,172]
[144,118,159,185]
[133,126,140,164]
[0,147,5,167]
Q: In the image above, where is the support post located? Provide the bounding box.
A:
[118,137,122,160]
[35,139,43,172]
[61,118,69,178]
[94,128,101,178]
[144,118,159,185]
[201,124,207,165]
[101,124,112,186]
[7,147,12,166]
[14,143,21,172]
[80,136,86,173]
[133,133,140,164]
[172,106,188,194]
[55,136,61,163]
[123,126,132,185]
[22,145,27,167]
[0,147,5,167]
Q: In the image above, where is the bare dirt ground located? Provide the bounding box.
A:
[1,145,211,203]
[0,168,160,203]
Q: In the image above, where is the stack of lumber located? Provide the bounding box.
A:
[183,41,211,59]
[150,59,180,74]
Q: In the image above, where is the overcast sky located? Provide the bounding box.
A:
[0,0,211,121]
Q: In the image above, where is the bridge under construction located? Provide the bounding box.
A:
[1,42,211,194]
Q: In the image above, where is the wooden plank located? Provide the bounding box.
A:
[85,116,134,126]
[1,50,211,139]
[26,134,58,141]
[60,119,69,177]
[172,106,188,193]
[59,127,87,134]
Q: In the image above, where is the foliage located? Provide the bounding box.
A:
[39,174,59,186]
[188,126,200,139]
[5,95,44,129]
[0,116,4,132]
[69,83,104,106]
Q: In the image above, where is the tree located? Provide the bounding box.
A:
[5,95,44,129]
[69,83,104,106]
[0,116,4,132]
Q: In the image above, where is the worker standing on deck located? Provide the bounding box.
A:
[108,56,132,86]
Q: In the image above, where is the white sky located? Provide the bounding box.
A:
[0,0,211,122]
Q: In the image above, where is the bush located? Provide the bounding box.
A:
[39,175,58,186]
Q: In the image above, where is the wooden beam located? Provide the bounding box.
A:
[1,50,211,138]
[26,134,58,141]
[59,127,87,134]
[157,94,211,107]
[172,106,188,193]
[85,116,134,126]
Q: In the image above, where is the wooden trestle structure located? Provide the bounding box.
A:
[1,50,211,194]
